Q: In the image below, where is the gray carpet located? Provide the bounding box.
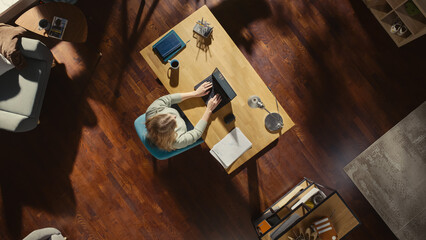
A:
[344,102,426,240]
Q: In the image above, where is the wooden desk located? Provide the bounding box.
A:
[140,5,294,174]
[15,2,88,43]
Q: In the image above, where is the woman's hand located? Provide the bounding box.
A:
[194,82,213,97]
[206,94,222,113]
[201,94,222,122]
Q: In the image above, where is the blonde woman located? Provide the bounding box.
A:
[145,82,221,151]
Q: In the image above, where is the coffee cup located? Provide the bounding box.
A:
[168,59,179,69]
[38,19,50,31]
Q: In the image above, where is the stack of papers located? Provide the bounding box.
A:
[210,128,252,168]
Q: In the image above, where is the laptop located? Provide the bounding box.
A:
[194,68,237,113]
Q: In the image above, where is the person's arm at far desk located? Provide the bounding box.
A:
[179,82,212,101]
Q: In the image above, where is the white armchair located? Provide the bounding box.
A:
[23,227,66,240]
[0,37,53,132]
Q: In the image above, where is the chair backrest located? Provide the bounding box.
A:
[134,113,203,160]
[23,227,65,240]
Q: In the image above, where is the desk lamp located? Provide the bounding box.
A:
[248,96,283,131]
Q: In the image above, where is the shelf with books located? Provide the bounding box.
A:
[252,178,359,240]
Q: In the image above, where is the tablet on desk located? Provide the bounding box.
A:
[194,68,236,113]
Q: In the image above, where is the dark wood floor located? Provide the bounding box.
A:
[1,0,425,239]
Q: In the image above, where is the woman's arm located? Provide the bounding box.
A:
[180,82,213,102]
[173,94,222,149]
[201,94,221,122]
[146,93,181,119]
[173,121,207,149]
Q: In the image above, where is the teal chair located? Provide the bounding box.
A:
[134,113,204,160]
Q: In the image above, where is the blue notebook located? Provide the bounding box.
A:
[152,30,186,62]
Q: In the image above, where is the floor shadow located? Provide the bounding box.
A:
[75,0,115,52]
[289,0,426,164]
[0,63,97,239]
[1,0,159,238]
[211,0,271,53]
[259,0,367,160]
[0,73,20,101]
[194,33,213,61]
[230,139,278,177]
[222,139,280,218]
[167,67,180,87]
[152,147,257,239]
[348,0,426,120]
[113,0,159,97]
[247,159,261,217]
[0,0,113,237]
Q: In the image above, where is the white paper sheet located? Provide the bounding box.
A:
[210,127,252,168]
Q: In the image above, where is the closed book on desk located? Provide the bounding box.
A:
[210,128,252,168]
[152,30,185,62]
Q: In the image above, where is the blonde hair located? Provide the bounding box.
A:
[146,114,177,151]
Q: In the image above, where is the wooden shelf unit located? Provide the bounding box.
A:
[252,178,360,240]
[363,0,426,46]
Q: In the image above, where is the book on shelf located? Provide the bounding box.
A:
[270,213,301,240]
[210,127,252,168]
[48,16,68,40]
